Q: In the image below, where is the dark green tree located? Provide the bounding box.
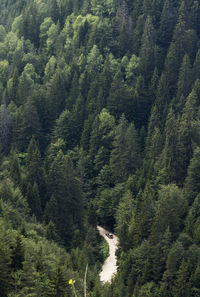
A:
[46,150,83,244]
[107,71,133,120]
[0,104,13,155]
[193,49,200,80]
[158,0,177,47]
[26,136,46,207]
[150,184,187,243]
[185,194,200,238]
[139,16,155,82]
[0,220,12,297]
[53,109,79,150]
[14,97,42,151]
[26,182,42,219]
[9,150,21,185]
[161,109,179,183]
[11,234,24,271]
[50,0,60,24]
[184,147,200,204]
[110,114,128,183]
[176,54,192,109]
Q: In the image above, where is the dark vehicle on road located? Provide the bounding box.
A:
[105,232,113,239]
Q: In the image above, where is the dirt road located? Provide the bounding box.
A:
[97,226,119,283]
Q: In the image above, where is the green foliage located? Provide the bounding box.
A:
[99,237,109,260]
[97,183,124,229]
[0,0,200,296]
[46,150,84,244]
[184,147,200,204]
[150,184,187,243]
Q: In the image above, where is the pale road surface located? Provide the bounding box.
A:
[97,225,119,283]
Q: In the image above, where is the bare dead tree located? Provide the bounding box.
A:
[84,263,88,297]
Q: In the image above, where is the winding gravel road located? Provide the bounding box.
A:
[97,226,119,283]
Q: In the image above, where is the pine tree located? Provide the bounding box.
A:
[154,72,170,126]
[164,7,187,97]
[80,115,95,151]
[184,147,200,204]
[193,49,200,80]
[7,67,19,104]
[133,182,155,246]
[26,136,46,208]
[26,182,42,219]
[50,0,60,24]
[15,97,42,151]
[11,234,24,271]
[162,109,179,183]
[150,184,187,243]
[176,106,193,185]
[134,74,152,127]
[89,108,115,172]
[46,151,83,244]
[0,220,12,297]
[173,259,190,297]
[185,194,200,238]
[147,127,163,176]
[107,70,133,120]
[9,150,21,185]
[53,109,79,150]
[124,122,141,175]
[115,189,134,250]
[52,266,67,297]
[158,0,177,48]
[0,104,12,155]
[17,63,38,105]
[139,16,155,82]
[45,220,60,243]
[176,54,192,109]
[110,114,128,183]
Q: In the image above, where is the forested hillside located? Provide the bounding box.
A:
[1,0,200,296]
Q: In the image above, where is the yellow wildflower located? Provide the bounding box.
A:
[69,279,73,285]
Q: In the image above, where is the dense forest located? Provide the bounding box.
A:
[1,0,200,296]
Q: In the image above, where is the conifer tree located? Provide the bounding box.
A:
[46,151,83,244]
[147,127,163,171]
[158,0,177,47]
[185,194,200,238]
[154,72,170,126]
[150,184,187,243]
[124,122,141,175]
[0,104,12,155]
[50,0,60,24]
[176,102,193,185]
[173,259,190,297]
[15,97,42,151]
[89,108,115,172]
[176,54,192,108]
[26,182,42,219]
[193,49,200,80]
[26,136,46,207]
[52,266,67,297]
[115,189,135,250]
[133,182,155,246]
[7,67,19,104]
[107,70,132,120]
[53,109,79,150]
[110,114,128,182]
[162,109,179,183]
[11,234,24,271]
[0,221,12,297]
[9,150,21,185]
[184,147,200,204]
[139,16,155,82]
